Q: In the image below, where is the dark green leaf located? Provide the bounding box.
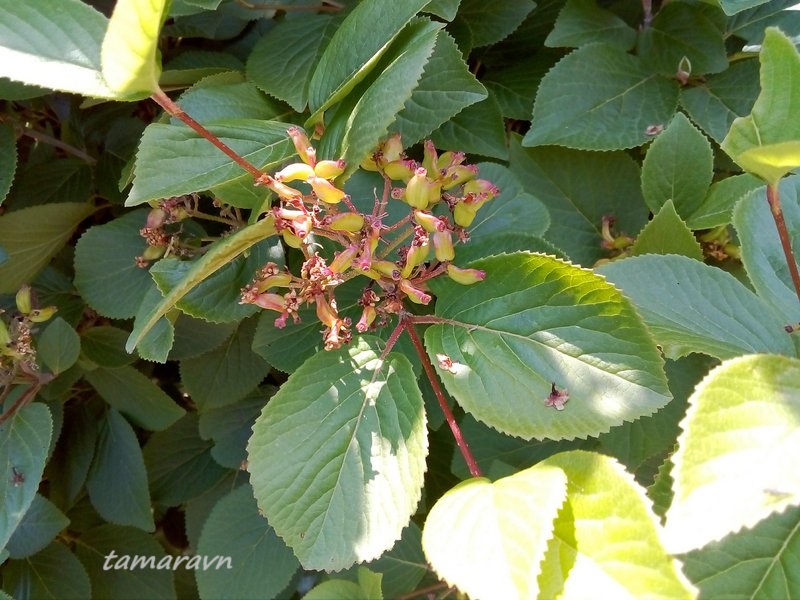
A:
[422,0,461,21]
[143,413,229,507]
[0,122,16,206]
[455,0,535,48]
[6,494,69,559]
[86,409,155,531]
[46,404,98,510]
[196,484,300,600]
[545,0,636,50]
[5,158,92,211]
[431,93,507,159]
[247,336,427,571]
[2,542,91,600]
[169,316,237,360]
[37,317,81,375]
[81,326,138,368]
[524,44,679,150]
[85,366,185,431]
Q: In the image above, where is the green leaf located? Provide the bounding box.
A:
[679,58,760,143]
[335,19,442,180]
[308,0,431,115]
[0,0,115,98]
[524,44,679,150]
[81,326,138,368]
[0,122,16,206]
[131,286,175,363]
[422,0,461,21]
[85,366,185,431]
[86,409,154,531]
[425,252,671,440]
[389,30,486,148]
[181,318,269,410]
[598,254,795,360]
[423,464,567,599]
[169,316,237,360]
[631,200,704,260]
[363,523,427,597]
[685,172,762,229]
[246,15,337,112]
[681,504,800,598]
[74,524,176,600]
[0,403,52,551]
[508,137,648,266]
[664,354,800,553]
[733,176,800,321]
[641,113,714,219]
[196,483,300,600]
[150,238,279,323]
[545,0,636,50]
[73,209,153,319]
[721,28,800,184]
[6,494,69,559]
[637,2,728,76]
[5,158,93,211]
[430,93,508,159]
[2,542,91,600]
[143,413,229,507]
[247,336,427,571]
[455,232,569,266]
[0,202,93,294]
[126,120,293,206]
[46,404,98,510]
[454,0,535,48]
[125,215,276,352]
[719,0,776,16]
[101,0,170,97]
[482,53,555,120]
[198,388,269,469]
[37,317,81,375]
[726,0,800,43]
[537,451,696,599]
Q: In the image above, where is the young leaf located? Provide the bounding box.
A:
[308,0,431,116]
[37,317,81,376]
[733,177,800,321]
[86,409,155,532]
[85,366,185,431]
[101,0,171,98]
[0,0,115,98]
[389,30,487,148]
[545,0,636,50]
[631,200,704,260]
[246,15,337,112]
[681,504,800,598]
[508,138,647,265]
[598,254,795,360]
[5,494,69,559]
[126,119,294,206]
[537,451,696,599]
[125,215,276,352]
[247,336,427,571]
[2,542,91,600]
[524,43,679,150]
[425,252,672,440]
[422,464,568,599]
[73,209,153,319]
[0,403,52,552]
[641,112,714,219]
[721,28,800,185]
[74,524,176,599]
[0,202,94,294]
[0,122,16,206]
[196,484,300,600]
[664,354,800,553]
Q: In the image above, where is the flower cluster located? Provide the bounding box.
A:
[1,286,57,386]
[240,130,498,350]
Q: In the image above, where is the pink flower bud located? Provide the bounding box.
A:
[275,162,315,182]
[381,133,404,164]
[399,279,431,305]
[405,168,440,209]
[422,140,438,174]
[314,159,346,179]
[264,178,304,202]
[463,179,499,200]
[371,260,400,279]
[356,305,377,332]
[146,208,166,228]
[446,264,485,285]
[413,210,444,233]
[315,294,339,328]
[257,273,293,292]
[437,151,465,170]
[401,241,430,279]
[442,164,478,190]
[329,245,358,273]
[308,176,346,204]
[287,127,314,165]
[383,159,417,183]
[453,201,478,227]
[253,293,287,312]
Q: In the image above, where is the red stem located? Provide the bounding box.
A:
[150,88,264,180]
[401,316,482,478]
[766,183,800,304]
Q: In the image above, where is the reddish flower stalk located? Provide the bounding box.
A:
[766,183,800,303]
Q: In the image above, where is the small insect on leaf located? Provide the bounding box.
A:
[545,383,569,411]
[11,466,24,486]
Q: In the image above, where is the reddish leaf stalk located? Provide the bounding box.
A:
[766,183,800,303]
[402,316,482,478]
[150,88,264,180]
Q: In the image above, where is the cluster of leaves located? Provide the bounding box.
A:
[1,0,800,598]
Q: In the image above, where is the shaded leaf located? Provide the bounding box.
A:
[430,93,507,159]
[0,122,16,206]
[545,0,636,50]
[685,173,762,229]
[455,0,535,48]
[6,494,69,559]
[81,326,138,368]
[2,542,91,600]
[37,317,81,375]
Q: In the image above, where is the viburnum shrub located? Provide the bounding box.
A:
[1,0,800,598]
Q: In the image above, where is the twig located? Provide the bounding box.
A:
[766,183,800,304]
[402,316,482,478]
[17,126,97,165]
[395,582,452,600]
[150,88,264,180]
